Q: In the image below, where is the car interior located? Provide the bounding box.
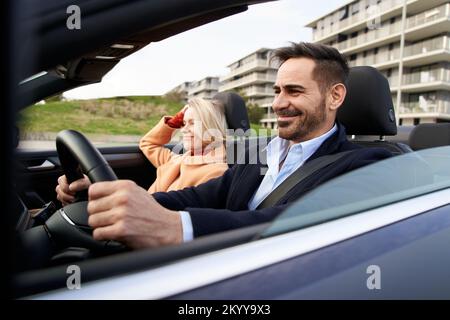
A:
[14,64,447,299]
[9,0,450,299]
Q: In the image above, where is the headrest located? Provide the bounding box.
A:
[337,66,397,136]
[408,123,450,150]
[213,92,250,132]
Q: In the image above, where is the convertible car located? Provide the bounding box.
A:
[3,0,450,299]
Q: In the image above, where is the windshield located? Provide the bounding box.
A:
[262,146,450,238]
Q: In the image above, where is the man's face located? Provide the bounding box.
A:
[273,57,332,143]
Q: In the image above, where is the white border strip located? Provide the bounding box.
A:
[30,188,450,300]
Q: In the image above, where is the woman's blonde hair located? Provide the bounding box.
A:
[187,97,228,142]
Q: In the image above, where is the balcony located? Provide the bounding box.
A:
[337,21,402,53]
[312,0,448,43]
[261,112,277,122]
[348,35,449,69]
[406,4,447,29]
[403,67,450,85]
[188,91,218,100]
[220,58,274,82]
[244,86,275,97]
[400,100,450,115]
[188,81,219,95]
[336,3,450,55]
[405,35,449,56]
[219,72,276,92]
[388,67,450,92]
[313,0,407,42]
[252,97,274,107]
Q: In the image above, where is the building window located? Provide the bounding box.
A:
[350,1,360,15]
[414,118,420,125]
[366,0,379,9]
[339,6,348,20]
[338,33,348,42]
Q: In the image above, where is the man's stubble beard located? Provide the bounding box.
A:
[277,97,327,142]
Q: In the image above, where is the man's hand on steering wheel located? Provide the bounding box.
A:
[87,180,183,249]
[55,174,91,206]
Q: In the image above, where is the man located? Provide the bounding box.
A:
[56,42,392,249]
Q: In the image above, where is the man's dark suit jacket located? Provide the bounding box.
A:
[153,122,392,237]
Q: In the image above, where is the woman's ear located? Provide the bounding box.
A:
[329,83,346,111]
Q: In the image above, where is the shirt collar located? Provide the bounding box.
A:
[265,123,338,171]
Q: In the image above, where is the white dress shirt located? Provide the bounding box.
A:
[180,124,337,242]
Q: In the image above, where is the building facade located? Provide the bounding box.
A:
[306,0,450,125]
[219,48,278,128]
[166,81,192,104]
[187,76,220,100]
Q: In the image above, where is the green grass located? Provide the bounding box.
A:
[18,96,184,136]
[18,96,271,136]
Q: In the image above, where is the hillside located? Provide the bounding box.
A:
[18,96,184,136]
[18,95,266,137]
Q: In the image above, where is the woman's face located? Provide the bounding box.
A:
[181,107,204,154]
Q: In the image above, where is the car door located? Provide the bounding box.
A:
[14,144,157,208]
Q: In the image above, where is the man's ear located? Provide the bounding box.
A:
[328,83,346,112]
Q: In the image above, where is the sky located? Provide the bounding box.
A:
[64,0,347,100]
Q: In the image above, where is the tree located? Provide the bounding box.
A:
[246,101,265,124]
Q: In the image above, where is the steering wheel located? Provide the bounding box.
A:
[43,130,126,253]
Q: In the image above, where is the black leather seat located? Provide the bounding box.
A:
[337,66,412,155]
[408,123,450,151]
[213,92,250,134]
[213,92,268,167]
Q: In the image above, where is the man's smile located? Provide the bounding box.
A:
[277,115,297,121]
[276,110,303,122]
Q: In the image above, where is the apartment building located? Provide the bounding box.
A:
[219,48,278,128]
[306,0,450,125]
[166,81,192,104]
[187,76,220,100]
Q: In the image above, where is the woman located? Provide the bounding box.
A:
[55,97,229,205]
[139,97,229,193]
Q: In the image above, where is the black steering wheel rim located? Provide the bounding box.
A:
[43,130,125,253]
[56,129,118,184]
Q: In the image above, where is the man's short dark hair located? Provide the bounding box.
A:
[272,42,349,93]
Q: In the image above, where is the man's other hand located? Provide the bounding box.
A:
[55,174,91,206]
[87,180,183,249]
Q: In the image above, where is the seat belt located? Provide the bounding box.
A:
[256,150,354,209]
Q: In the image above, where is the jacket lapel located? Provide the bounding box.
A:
[227,124,349,210]
[305,122,348,163]
[227,144,268,210]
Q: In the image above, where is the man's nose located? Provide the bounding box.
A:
[272,92,289,112]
